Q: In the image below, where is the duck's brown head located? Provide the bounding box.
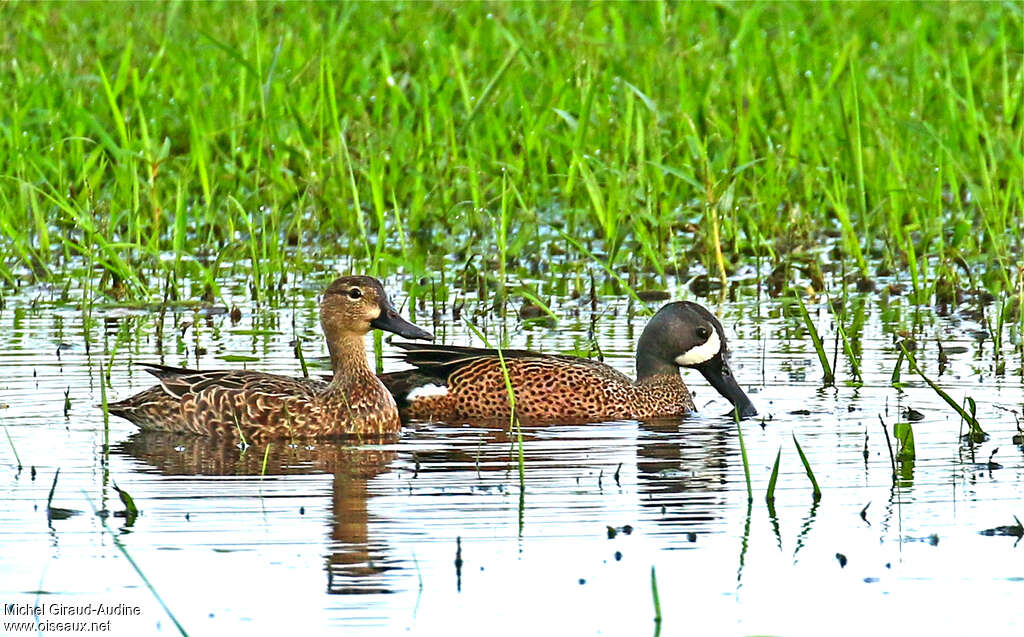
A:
[320,276,433,341]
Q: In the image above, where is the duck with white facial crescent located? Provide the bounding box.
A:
[380,301,757,423]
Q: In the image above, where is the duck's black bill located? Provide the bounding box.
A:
[697,356,757,419]
[372,306,434,341]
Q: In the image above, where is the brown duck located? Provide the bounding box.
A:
[107,276,433,441]
[380,301,756,423]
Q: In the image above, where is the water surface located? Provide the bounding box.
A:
[1,275,1022,636]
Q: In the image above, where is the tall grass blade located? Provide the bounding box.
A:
[651,565,662,626]
[792,435,821,500]
[260,443,271,478]
[464,318,525,483]
[3,425,22,470]
[112,481,139,526]
[766,447,782,504]
[465,44,521,127]
[794,292,834,386]
[827,297,862,384]
[736,422,752,503]
[81,490,189,636]
[893,422,916,461]
[898,341,987,441]
[890,347,905,386]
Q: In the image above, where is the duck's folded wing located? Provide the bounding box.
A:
[388,342,630,383]
[139,363,327,399]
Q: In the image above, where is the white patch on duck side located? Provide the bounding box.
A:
[674,330,721,366]
[407,383,449,401]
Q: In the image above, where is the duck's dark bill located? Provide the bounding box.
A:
[696,356,757,419]
[372,308,433,341]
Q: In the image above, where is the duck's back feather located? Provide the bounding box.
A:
[388,342,630,383]
[140,363,328,399]
[379,343,688,422]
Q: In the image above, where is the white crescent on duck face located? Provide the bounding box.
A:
[379,301,756,423]
[106,276,433,441]
[674,330,721,366]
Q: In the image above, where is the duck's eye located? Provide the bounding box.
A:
[347,288,363,300]
[696,326,710,340]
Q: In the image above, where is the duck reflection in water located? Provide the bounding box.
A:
[404,414,735,541]
[118,432,398,595]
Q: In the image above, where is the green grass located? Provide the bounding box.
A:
[794,292,834,386]
[651,565,662,627]
[3,424,22,470]
[894,422,916,462]
[0,2,1019,305]
[766,446,782,504]
[898,340,988,441]
[792,434,822,501]
[736,421,752,503]
[81,490,189,636]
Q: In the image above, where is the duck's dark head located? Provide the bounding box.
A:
[636,301,756,419]
[320,276,433,341]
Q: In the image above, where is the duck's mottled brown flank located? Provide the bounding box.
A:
[106,276,432,442]
[380,301,757,423]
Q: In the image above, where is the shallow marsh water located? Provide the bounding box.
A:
[1,274,1022,636]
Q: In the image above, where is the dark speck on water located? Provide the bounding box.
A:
[904,407,925,421]
[519,303,543,319]
[855,277,876,293]
[637,290,671,302]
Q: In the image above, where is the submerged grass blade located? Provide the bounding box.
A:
[898,341,987,440]
[81,490,189,636]
[890,347,905,386]
[792,435,821,500]
[294,338,309,378]
[893,422,916,461]
[766,447,782,503]
[47,468,60,509]
[794,292,834,386]
[827,297,862,384]
[111,482,139,517]
[878,414,898,482]
[651,565,662,625]
[464,318,525,482]
[517,286,558,322]
[112,481,139,526]
[231,410,249,449]
[3,425,22,470]
[46,469,78,519]
[260,443,271,478]
[736,422,752,503]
